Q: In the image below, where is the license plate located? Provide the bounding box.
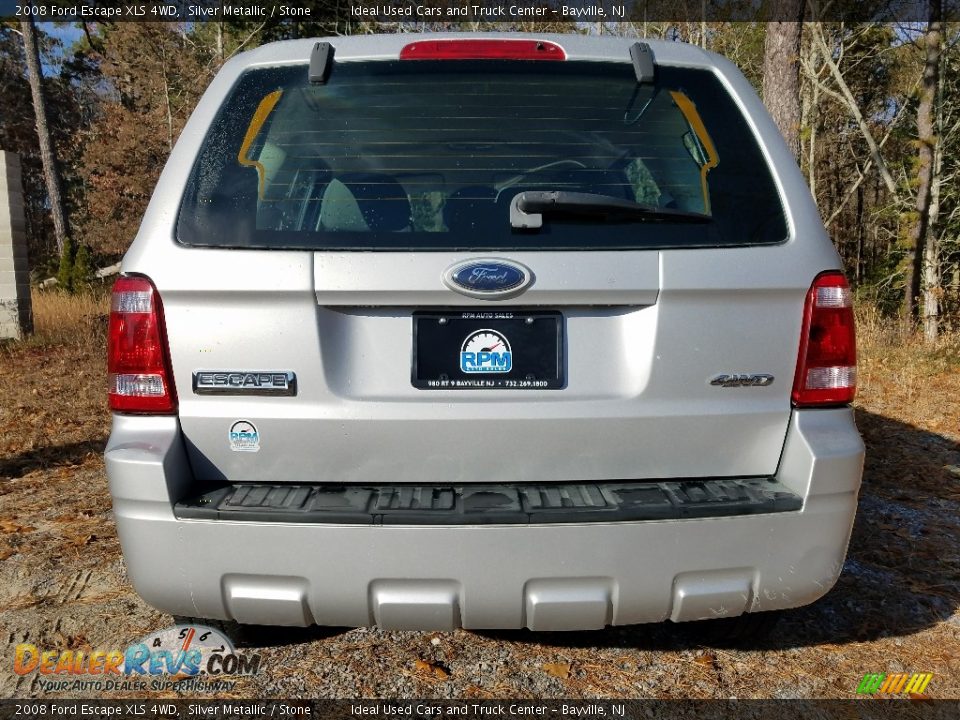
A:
[413,311,564,390]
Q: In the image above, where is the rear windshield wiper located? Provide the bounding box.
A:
[509,190,712,229]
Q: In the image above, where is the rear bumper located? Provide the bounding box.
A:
[106,409,863,630]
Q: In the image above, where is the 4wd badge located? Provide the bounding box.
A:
[710,374,775,388]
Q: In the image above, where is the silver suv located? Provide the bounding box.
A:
[105,34,864,633]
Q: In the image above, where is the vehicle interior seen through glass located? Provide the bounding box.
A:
[177,60,787,250]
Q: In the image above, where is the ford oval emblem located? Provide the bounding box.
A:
[443,259,533,299]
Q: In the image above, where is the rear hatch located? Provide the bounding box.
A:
[159,41,810,485]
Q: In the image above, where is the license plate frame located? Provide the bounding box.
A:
[412,311,564,390]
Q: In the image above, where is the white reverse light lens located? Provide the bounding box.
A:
[110,373,166,397]
[112,290,153,314]
[814,285,852,309]
[805,366,857,390]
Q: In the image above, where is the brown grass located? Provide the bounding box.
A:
[855,303,960,441]
[24,287,111,349]
[857,303,960,372]
[0,288,110,481]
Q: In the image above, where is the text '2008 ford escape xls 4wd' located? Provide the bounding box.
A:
[105,34,864,635]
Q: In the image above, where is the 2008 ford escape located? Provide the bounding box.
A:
[105,34,865,634]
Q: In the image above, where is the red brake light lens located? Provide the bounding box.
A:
[108,275,177,414]
[400,39,566,61]
[792,271,857,407]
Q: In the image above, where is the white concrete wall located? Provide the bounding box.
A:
[0,151,32,340]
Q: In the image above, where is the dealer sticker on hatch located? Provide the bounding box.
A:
[229,420,260,452]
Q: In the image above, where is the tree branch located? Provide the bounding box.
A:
[824,84,916,227]
[812,23,898,195]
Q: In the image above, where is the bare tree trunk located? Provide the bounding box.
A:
[923,47,946,343]
[856,185,865,283]
[924,187,942,342]
[799,26,823,204]
[160,44,174,152]
[20,18,70,255]
[904,1,943,330]
[762,0,805,160]
[700,0,707,49]
[806,60,819,200]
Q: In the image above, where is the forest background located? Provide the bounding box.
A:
[2,0,959,341]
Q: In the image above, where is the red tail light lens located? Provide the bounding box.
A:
[108,275,177,414]
[792,271,857,407]
[400,39,566,61]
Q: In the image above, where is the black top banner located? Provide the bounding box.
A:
[1,0,957,23]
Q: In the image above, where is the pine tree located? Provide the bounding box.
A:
[72,244,91,290]
[56,235,75,292]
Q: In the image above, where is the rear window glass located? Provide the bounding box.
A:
[176,60,787,250]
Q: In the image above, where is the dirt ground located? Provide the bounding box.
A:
[1,297,958,700]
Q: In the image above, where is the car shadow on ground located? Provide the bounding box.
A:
[173,618,351,649]
[157,409,959,652]
[0,436,108,479]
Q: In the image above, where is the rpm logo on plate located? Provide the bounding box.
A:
[460,329,512,373]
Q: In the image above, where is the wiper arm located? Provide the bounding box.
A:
[509,190,711,229]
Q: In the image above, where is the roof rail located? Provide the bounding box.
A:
[630,42,656,84]
[309,42,334,84]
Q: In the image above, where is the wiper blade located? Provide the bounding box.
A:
[509,190,712,229]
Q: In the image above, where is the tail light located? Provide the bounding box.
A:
[400,39,566,61]
[792,271,857,407]
[108,275,177,414]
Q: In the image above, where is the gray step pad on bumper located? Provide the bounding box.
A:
[175,478,802,524]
